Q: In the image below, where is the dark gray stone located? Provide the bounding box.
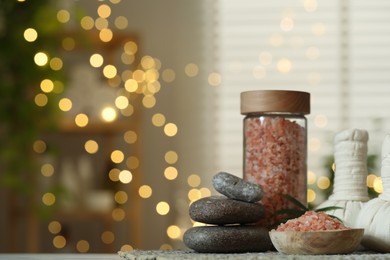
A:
[189,196,264,225]
[212,172,263,203]
[183,225,273,253]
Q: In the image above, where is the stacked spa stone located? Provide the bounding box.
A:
[183,172,273,253]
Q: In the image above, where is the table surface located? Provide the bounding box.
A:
[2,251,390,260]
[0,254,120,260]
[119,250,390,260]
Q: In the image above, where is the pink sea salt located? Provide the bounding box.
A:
[244,116,306,227]
[275,211,349,232]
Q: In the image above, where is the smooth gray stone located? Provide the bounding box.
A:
[183,225,273,253]
[212,172,263,202]
[189,196,264,225]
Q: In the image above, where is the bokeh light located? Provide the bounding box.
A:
[277,58,292,73]
[156,201,170,215]
[115,96,129,109]
[124,41,138,55]
[99,28,113,42]
[126,156,139,170]
[120,245,133,251]
[75,113,89,127]
[138,185,152,199]
[164,123,178,137]
[97,4,111,18]
[111,150,124,163]
[307,170,316,185]
[81,16,94,30]
[112,208,126,222]
[115,16,128,29]
[373,177,383,193]
[125,79,138,92]
[90,53,104,68]
[124,130,137,144]
[185,63,199,77]
[367,174,376,188]
[48,221,62,234]
[103,65,117,79]
[317,176,330,190]
[34,52,48,66]
[101,106,117,122]
[33,140,47,154]
[101,231,115,244]
[164,167,178,180]
[304,0,318,12]
[42,192,56,206]
[162,69,175,83]
[280,17,294,31]
[119,170,132,184]
[84,140,99,154]
[187,174,201,188]
[142,95,156,108]
[314,114,328,128]
[165,151,178,164]
[108,168,120,182]
[57,9,70,23]
[95,17,108,30]
[152,113,166,127]
[35,93,48,107]
[58,98,72,112]
[76,240,90,253]
[200,187,211,198]
[208,72,222,86]
[24,28,38,42]
[49,57,63,71]
[160,244,173,250]
[40,79,54,93]
[53,235,66,249]
[188,188,202,202]
[307,188,316,203]
[166,225,181,239]
[115,191,128,204]
[41,163,54,177]
[141,56,156,70]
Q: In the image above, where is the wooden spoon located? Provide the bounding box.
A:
[269,229,364,255]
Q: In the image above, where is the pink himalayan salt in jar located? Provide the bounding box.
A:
[241,90,310,228]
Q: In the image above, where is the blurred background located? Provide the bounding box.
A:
[0,0,389,253]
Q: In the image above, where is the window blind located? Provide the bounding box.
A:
[214,0,390,203]
[349,0,390,154]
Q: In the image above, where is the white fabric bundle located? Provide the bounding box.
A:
[316,129,370,228]
[356,134,390,252]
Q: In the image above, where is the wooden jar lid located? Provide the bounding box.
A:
[240,90,310,115]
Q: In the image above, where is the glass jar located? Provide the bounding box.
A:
[240,90,310,228]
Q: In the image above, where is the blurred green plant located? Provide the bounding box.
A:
[0,0,64,214]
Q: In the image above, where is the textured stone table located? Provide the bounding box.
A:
[118,250,390,260]
[0,254,119,260]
